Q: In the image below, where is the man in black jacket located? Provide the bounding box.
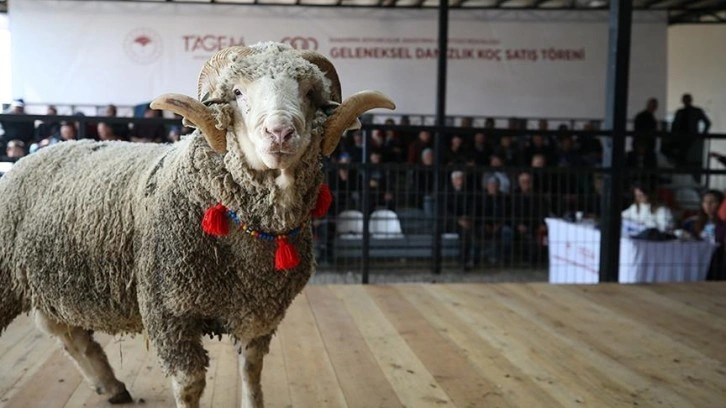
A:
[668,93,711,165]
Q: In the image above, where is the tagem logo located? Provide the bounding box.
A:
[124,28,163,65]
[281,36,319,51]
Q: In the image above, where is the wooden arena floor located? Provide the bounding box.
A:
[1,283,724,408]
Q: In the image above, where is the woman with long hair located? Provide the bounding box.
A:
[621,182,674,232]
[684,189,726,280]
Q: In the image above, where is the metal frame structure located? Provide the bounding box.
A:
[2,0,726,24]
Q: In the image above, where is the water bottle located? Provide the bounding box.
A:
[704,223,716,243]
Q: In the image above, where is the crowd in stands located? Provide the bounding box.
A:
[0,99,192,163]
[1,95,722,278]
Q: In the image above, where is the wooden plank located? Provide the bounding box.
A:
[200,338,223,407]
[66,334,149,407]
[367,284,504,408]
[643,283,726,315]
[0,323,58,404]
[5,346,90,408]
[399,284,561,408]
[260,332,291,408]
[571,283,726,361]
[0,315,37,360]
[331,285,453,408]
[429,284,664,407]
[306,285,403,408]
[471,283,720,408]
[127,342,173,406]
[209,337,239,407]
[278,291,348,408]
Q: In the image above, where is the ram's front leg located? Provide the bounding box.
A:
[142,308,209,408]
[239,334,271,408]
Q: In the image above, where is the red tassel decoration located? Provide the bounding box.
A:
[202,204,230,236]
[275,237,300,271]
[311,183,333,218]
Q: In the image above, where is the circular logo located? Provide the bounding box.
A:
[281,36,319,51]
[124,28,163,65]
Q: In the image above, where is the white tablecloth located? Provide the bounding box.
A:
[546,218,718,284]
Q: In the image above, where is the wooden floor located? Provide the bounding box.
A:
[1,283,725,408]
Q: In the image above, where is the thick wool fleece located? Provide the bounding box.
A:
[0,114,324,375]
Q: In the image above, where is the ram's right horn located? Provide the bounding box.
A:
[321,91,396,157]
[151,93,227,153]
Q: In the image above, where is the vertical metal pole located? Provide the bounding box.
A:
[361,129,371,284]
[431,0,449,274]
[599,0,632,283]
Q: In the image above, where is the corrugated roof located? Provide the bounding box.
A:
[2,0,725,24]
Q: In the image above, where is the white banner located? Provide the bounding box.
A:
[9,0,666,118]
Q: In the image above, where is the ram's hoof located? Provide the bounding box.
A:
[108,389,133,404]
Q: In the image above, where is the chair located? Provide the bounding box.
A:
[336,210,364,239]
[369,209,404,239]
[396,207,433,235]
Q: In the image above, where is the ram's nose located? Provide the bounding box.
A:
[264,118,295,145]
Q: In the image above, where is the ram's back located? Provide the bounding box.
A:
[0,140,177,333]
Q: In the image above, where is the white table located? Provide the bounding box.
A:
[545,218,718,284]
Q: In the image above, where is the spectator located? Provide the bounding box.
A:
[97,122,123,141]
[622,182,674,232]
[510,171,547,263]
[105,104,131,139]
[667,93,711,165]
[471,131,493,166]
[480,176,513,264]
[683,190,726,280]
[0,99,35,150]
[445,170,478,270]
[367,151,395,211]
[407,130,433,165]
[446,134,471,165]
[410,148,437,209]
[634,97,659,134]
[1,139,27,162]
[493,133,521,166]
[35,105,61,141]
[481,153,511,194]
[131,108,166,143]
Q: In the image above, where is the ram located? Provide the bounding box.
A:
[0,42,394,408]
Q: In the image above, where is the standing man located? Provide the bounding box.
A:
[670,93,711,165]
[634,97,659,156]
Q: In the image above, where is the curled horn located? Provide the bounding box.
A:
[298,50,342,103]
[298,50,395,157]
[197,46,257,101]
[321,91,396,156]
[152,46,257,154]
[150,93,227,153]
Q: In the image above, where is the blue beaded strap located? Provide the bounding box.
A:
[226,209,303,242]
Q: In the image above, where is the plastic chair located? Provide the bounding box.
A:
[336,210,364,239]
[369,209,404,239]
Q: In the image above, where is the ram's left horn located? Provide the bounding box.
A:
[321,91,396,157]
[151,93,227,153]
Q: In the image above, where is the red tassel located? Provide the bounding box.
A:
[202,204,229,236]
[311,183,333,218]
[275,237,300,271]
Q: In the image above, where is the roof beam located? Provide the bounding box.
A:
[642,0,670,8]
[670,1,726,22]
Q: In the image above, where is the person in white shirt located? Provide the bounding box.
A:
[622,184,674,232]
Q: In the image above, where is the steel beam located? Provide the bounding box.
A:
[599,0,632,283]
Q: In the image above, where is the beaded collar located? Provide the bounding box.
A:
[226,209,304,243]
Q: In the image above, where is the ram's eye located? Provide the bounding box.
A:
[234,89,242,97]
